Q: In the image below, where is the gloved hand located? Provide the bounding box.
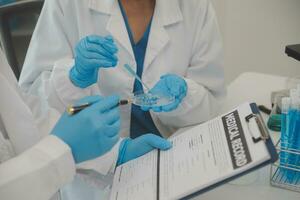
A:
[117,134,172,165]
[141,74,187,112]
[51,95,121,163]
[69,35,118,88]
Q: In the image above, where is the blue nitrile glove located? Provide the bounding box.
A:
[141,74,187,112]
[117,134,172,165]
[69,35,118,88]
[51,95,121,163]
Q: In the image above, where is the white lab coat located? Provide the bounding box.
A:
[19,0,226,138]
[0,50,119,200]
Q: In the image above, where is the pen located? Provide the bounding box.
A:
[67,99,131,115]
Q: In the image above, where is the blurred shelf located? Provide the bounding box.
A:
[10,15,38,37]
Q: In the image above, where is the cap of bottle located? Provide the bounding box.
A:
[290,88,297,98]
[290,94,300,109]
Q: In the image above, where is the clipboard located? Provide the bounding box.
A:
[182,103,278,199]
[110,102,279,200]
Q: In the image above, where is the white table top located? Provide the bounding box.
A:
[220,72,287,113]
[192,72,300,200]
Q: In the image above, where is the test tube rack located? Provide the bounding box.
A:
[270,141,300,192]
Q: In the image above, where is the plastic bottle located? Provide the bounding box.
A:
[293,86,300,173]
[288,90,298,137]
[286,91,300,182]
[280,97,291,163]
[289,93,300,145]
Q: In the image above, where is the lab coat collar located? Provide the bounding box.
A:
[88,0,114,15]
[106,1,135,60]
[156,0,183,26]
[88,0,183,26]
[143,0,183,72]
[88,0,183,72]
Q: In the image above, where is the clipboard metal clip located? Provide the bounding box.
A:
[246,113,270,143]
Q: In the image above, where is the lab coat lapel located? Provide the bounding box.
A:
[88,0,183,68]
[88,0,135,60]
[88,0,114,14]
[0,50,41,154]
[144,18,169,72]
[144,0,183,71]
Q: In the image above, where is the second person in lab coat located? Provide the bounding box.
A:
[20,0,226,138]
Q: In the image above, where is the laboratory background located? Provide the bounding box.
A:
[0,0,300,200]
[211,0,300,83]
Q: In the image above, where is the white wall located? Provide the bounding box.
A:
[211,0,300,84]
